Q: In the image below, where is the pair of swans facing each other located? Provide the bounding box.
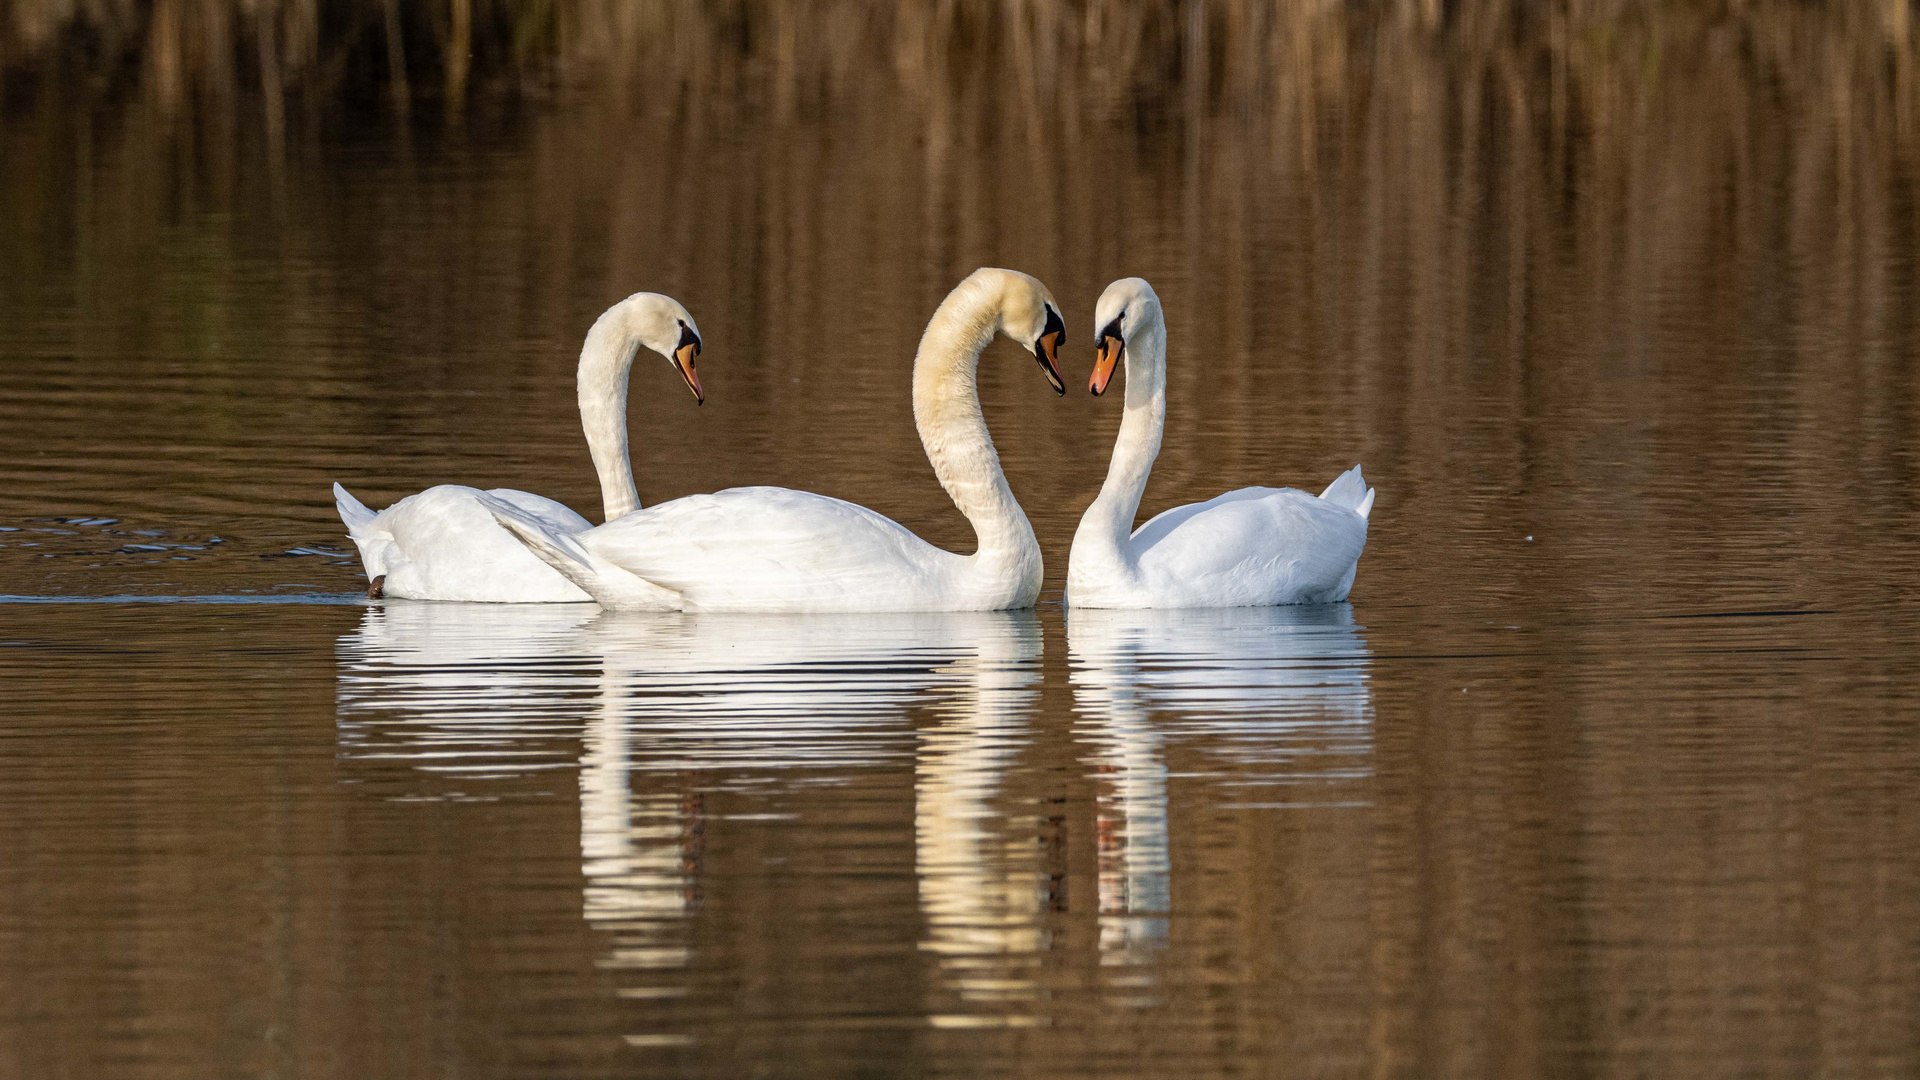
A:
[334,269,1373,613]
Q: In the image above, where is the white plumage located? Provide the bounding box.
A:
[331,292,706,602]
[1066,277,1375,609]
[334,483,594,602]
[486,268,1070,613]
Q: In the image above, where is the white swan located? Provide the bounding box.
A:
[331,292,705,603]
[483,267,1068,613]
[1066,277,1375,609]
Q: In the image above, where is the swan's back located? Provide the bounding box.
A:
[581,486,973,612]
[1131,486,1368,607]
[349,484,593,602]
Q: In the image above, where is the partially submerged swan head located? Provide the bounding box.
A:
[950,267,1067,395]
[592,291,706,404]
[1089,277,1161,396]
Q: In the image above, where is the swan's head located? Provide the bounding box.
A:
[973,267,1067,396]
[1089,277,1160,396]
[604,292,706,404]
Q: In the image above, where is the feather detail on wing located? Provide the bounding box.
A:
[477,491,681,610]
[1129,486,1369,607]
[577,486,968,612]
[483,489,595,534]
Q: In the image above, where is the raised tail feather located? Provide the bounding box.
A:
[1319,465,1376,520]
[333,481,397,581]
[333,482,380,536]
[477,492,682,610]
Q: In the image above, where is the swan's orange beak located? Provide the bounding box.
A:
[1091,333,1123,396]
[674,341,704,404]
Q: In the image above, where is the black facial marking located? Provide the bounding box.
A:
[677,320,702,355]
[1043,304,1066,346]
[1099,316,1124,343]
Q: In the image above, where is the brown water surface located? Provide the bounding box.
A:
[3,5,1920,1077]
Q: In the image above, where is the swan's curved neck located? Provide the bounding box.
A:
[1079,315,1167,562]
[577,321,644,522]
[912,279,1041,589]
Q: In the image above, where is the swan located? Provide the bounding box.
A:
[331,292,705,603]
[1065,277,1375,609]
[482,267,1068,613]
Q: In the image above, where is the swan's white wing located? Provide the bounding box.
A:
[1131,486,1368,607]
[582,486,968,612]
[485,489,594,533]
[368,484,593,603]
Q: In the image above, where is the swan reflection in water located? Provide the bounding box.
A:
[912,614,1047,1021]
[336,603,1047,1027]
[1067,605,1373,991]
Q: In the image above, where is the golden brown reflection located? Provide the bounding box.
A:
[337,603,1056,1036]
[579,686,696,1013]
[334,601,1379,1039]
[912,616,1046,1022]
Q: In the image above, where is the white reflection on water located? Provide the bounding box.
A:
[1067,605,1373,989]
[336,604,999,776]
[336,603,1048,1025]
[913,615,1045,1017]
[337,603,601,775]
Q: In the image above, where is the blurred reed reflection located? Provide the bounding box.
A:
[8,0,1915,621]
[1067,605,1372,993]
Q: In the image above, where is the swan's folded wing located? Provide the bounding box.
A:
[580,486,962,610]
[1132,487,1368,605]
[486,489,594,533]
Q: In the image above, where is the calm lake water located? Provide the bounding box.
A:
[4,6,1920,1077]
